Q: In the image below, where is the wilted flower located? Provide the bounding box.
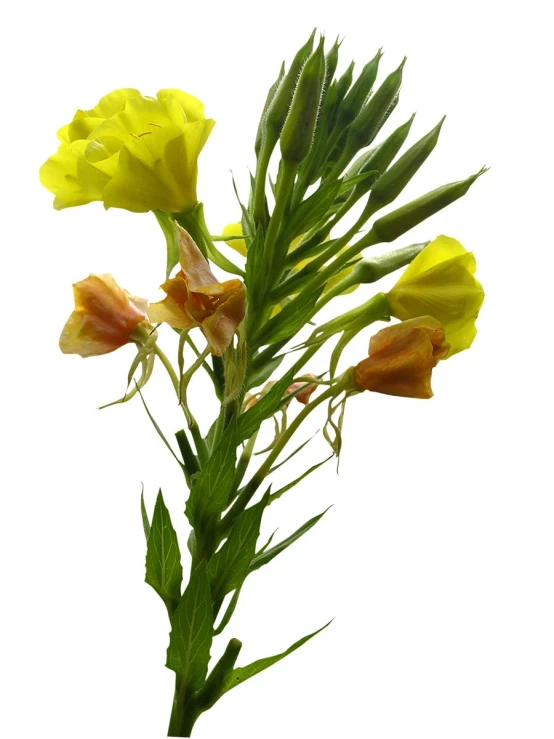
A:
[387,235,484,356]
[60,274,149,358]
[354,316,449,399]
[40,88,214,213]
[285,374,318,404]
[148,225,245,355]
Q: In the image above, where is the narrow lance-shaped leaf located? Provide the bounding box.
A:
[255,285,324,346]
[268,456,333,504]
[186,416,238,525]
[141,487,150,541]
[238,367,296,443]
[208,494,268,603]
[219,621,332,697]
[166,561,213,694]
[145,491,183,616]
[250,507,331,572]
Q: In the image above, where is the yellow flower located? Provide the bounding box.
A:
[148,225,246,355]
[387,235,484,356]
[60,274,149,357]
[40,88,215,213]
[222,223,247,257]
[354,316,449,399]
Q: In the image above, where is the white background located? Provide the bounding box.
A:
[1,0,553,737]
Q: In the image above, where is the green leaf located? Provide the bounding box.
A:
[284,178,341,243]
[213,586,242,636]
[186,416,238,525]
[255,285,324,346]
[268,455,333,504]
[220,621,332,697]
[238,367,295,443]
[245,227,267,313]
[247,352,285,389]
[154,211,180,278]
[140,487,150,541]
[208,494,268,603]
[250,507,331,572]
[166,561,213,694]
[145,491,183,616]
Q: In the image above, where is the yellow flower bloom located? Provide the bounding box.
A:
[40,88,215,213]
[148,226,246,355]
[222,223,247,257]
[60,274,149,358]
[354,316,449,399]
[387,235,484,356]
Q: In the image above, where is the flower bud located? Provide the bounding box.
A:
[280,37,327,163]
[335,61,355,103]
[266,29,316,139]
[350,242,428,285]
[338,49,382,125]
[368,117,445,209]
[348,58,405,149]
[255,63,285,157]
[366,167,487,245]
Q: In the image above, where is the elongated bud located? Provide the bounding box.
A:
[367,168,488,244]
[368,116,445,208]
[349,242,429,284]
[325,37,341,85]
[280,37,327,163]
[348,57,406,150]
[255,62,285,157]
[339,49,382,125]
[336,61,355,103]
[266,29,316,138]
[349,114,416,198]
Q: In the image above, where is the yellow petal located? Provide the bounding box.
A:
[157,89,206,122]
[222,223,247,257]
[40,140,103,210]
[102,120,215,213]
[86,88,142,118]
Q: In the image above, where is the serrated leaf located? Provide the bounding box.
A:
[250,507,331,572]
[186,416,238,525]
[220,621,332,697]
[166,561,213,694]
[208,494,267,603]
[145,491,183,616]
[238,367,295,443]
[255,285,324,346]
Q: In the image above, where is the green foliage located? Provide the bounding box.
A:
[219,621,332,698]
[145,491,183,617]
[208,494,268,603]
[166,561,213,694]
[185,416,238,526]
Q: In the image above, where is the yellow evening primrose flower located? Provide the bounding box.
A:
[40,88,215,214]
[387,235,484,357]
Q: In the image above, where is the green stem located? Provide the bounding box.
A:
[168,683,199,738]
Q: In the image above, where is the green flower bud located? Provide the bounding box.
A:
[339,49,382,125]
[325,37,341,86]
[335,61,355,103]
[280,37,327,163]
[349,242,428,284]
[367,116,445,208]
[255,62,285,157]
[348,57,406,150]
[266,29,316,138]
[367,168,488,244]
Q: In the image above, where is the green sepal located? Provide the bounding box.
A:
[219,621,332,698]
[154,210,180,277]
[208,493,268,603]
[250,507,331,572]
[186,416,238,525]
[145,490,183,617]
[166,561,213,694]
